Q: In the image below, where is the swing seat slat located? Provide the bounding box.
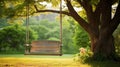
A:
[25,40,62,55]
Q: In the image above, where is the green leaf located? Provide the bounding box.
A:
[51,0,60,7]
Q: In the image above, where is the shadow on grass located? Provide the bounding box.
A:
[84,60,120,67]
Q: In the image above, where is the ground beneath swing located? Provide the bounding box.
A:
[0,54,86,67]
[0,54,120,67]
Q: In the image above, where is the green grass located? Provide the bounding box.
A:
[0,54,73,58]
[0,54,120,67]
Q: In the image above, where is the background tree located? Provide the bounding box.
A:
[0,18,8,28]
[30,24,49,40]
[62,16,77,54]
[73,23,90,48]
[0,24,37,53]
[28,16,60,40]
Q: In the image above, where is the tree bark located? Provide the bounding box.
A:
[91,27,116,61]
[89,35,98,52]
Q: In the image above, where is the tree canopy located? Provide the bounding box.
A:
[1,0,120,35]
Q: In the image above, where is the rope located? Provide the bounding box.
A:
[60,0,62,44]
[26,0,29,44]
[60,0,62,55]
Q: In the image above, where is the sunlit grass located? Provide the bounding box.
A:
[0,54,120,67]
[0,58,90,67]
[0,54,90,67]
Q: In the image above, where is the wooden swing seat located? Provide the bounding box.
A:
[25,40,62,55]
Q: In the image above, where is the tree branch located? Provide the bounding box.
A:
[34,5,71,16]
[76,0,83,7]
[100,0,112,28]
[94,0,102,25]
[76,0,99,37]
[77,0,92,12]
[66,0,97,36]
[77,0,97,26]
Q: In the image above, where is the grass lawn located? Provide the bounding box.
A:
[0,54,120,67]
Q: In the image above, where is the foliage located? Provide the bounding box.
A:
[30,25,49,40]
[28,17,60,41]
[74,47,93,63]
[62,16,78,54]
[0,18,9,28]
[73,23,90,49]
[0,0,26,18]
[0,24,37,53]
[0,0,61,18]
[114,24,120,56]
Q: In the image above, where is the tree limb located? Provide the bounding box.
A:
[34,5,71,16]
[66,0,97,36]
[76,0,100,36]
[100,0,112,28]
[77,0,92,12]
[77,0,98,25]
[77,0,93,18]
[94,0,102,25]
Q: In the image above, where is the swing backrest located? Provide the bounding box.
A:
[29,40,61,55]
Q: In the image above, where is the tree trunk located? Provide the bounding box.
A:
[89,35,98,52]
[90,28,116,61]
